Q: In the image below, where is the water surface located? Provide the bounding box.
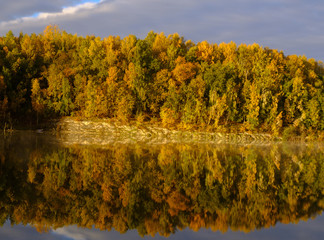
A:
[0,132,323,239]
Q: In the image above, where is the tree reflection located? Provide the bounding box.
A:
[0,135,323,236]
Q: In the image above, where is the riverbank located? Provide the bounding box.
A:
[3,117,323,145]
[53,117,280,145]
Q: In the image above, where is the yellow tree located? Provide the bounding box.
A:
[197,41,217,64]
[31,78,45,125]
[219,41,237,64]
[246,83,260,129]
[42,25,60,62]
[152,32,169,68]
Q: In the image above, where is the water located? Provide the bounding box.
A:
[0,131,323,240]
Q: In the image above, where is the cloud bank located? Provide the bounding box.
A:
[0,0,323,61]
[0,1,86,21]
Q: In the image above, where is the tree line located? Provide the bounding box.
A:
[0,25,323,137]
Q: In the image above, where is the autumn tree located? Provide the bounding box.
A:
[0,26,323,137]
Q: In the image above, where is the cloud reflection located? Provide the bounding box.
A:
[53,227,87,240]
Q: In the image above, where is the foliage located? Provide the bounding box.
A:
[0,26,323,136]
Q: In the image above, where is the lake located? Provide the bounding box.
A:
[0,131,323,240]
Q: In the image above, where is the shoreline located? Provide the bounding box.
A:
[3,117,324,145]
[55,117,280,145]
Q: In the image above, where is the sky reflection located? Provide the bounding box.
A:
[1,213,323,240]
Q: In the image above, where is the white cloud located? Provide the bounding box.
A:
[0,1,103,27]
[0,1,82,21]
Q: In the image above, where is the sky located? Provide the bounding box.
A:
[0,0,323,61]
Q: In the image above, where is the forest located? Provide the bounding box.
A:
[0,140,323,236]
[0,25,323,137]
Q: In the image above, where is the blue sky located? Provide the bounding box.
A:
[0,0,323,61]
